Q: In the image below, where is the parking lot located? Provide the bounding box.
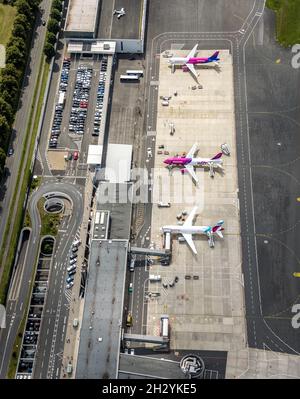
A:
[16,246,53,377]
[46,55,110,173]
[144,50,245,352]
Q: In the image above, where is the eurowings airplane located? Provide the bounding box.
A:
[113,8,126,19]
[168,44,220,79]
[164,143,223,183]
[161,207,224,254]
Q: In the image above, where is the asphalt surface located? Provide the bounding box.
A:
[0,181,83,378]
[128,0,259,339]
[97,0,143,40]
[2,0,300,380]
[242,7,300,353]
[30,181,84,379]
[0,0,52,281]
[140,0,300,355]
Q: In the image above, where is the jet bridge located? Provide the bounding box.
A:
[123,333,168,344]
[130,246,170,256]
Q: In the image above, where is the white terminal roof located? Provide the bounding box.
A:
[87,145,103,165]
[65,0,99,33]
[105,144,132,183]
[67,41,116,55]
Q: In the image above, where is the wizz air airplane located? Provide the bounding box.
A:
[164,143,223,183]
[168,44,220,79]
[161,207,224,254]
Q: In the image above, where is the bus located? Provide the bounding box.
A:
[95,211,101,225]
[126,70,144,77]
[120,74,140,82]
[164,232,172,252]
[126,312,133,327]
[100,212,105,225]
[160,315,169,339]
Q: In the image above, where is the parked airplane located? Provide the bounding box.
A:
[161,207,224,254]
[113,8,126,19]
[164,143,223,183]
[168,44,220,79]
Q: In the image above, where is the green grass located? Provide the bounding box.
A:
[38,198,60,237]
[0,60,50,305]
[0,4,16,45]
[267,0,300,46]
[23,210,32,228]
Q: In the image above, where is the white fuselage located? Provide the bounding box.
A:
[169,57,188,65]
[190,157,223,166]
[162,225,209,235]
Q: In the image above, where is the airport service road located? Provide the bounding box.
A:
[132,0,300,355]
[0,180,83,378]
[28,181,84,379]
[0,229,38,379]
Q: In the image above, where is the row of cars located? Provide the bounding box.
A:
[49,58,71,149]
[69,65,93,135]
[66,239,81,289]
[92,57,108,137]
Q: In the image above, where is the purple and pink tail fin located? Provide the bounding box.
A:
[211,152,223,161]
[210,51,219,60]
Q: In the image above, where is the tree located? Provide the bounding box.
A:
[6,45,26,69]
[7,37,27,56]
[0,116,10,149]
[0,148,6,177]
[0,98,13,125]
[50,8,61,21]
[47,18,60,34]
[14,14,31,31]
[12,23,27,40]
[15,0,34,21]
[46,31,57,46]
[0,75,20,109]
[52,0,63,12]
[0,64,22,81]
[44,42,55,59]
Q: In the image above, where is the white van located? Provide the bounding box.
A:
[157,202,171,208]
[69,258,77,265]
[149,274,161,282]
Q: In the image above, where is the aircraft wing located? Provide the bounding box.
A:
[187,44,198,59]
[185,164,198,183]
[186,143,197,158]
[182,233,197,254]
[184,206,198,227]
[185,63,198,79]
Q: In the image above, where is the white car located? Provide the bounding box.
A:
[66,281,74,289]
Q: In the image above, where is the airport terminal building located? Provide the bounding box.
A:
[64,0,148,53]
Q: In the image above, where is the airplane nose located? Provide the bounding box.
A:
[163,159,170,164]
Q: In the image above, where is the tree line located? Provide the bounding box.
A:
[44,0,64,59]
[0,0,42,179]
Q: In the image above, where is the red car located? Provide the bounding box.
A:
[73,151,79,161]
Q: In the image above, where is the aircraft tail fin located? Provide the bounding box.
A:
[211,152,223,161]
[212,220,224,238]
[209,51,219,61]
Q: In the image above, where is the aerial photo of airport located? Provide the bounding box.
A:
[0,0,300,382]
